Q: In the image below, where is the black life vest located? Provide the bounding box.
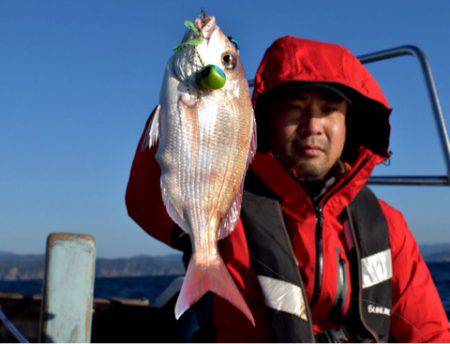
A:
[241,173,393,342]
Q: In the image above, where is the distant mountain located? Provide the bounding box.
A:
[420,243,450,258]
[0,252,46,281]
[426,252,450,262]
[1,243,449,281]
[95,255,184,278]
[420,243,450,262]
[0,252,183,281]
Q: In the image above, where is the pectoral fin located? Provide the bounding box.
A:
[142,105,161,150]
[218,184,243,239]
[248,115,257,165]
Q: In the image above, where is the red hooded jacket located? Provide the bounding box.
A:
[126,36,450,342]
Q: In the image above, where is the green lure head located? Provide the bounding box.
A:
[199,65,226,91]
[173,20,204,52]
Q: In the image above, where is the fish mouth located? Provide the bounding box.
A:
[195,16,217,41]
[171,15,218,87]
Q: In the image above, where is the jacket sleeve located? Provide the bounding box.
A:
[379,200,450,342]
[125,109,186,250]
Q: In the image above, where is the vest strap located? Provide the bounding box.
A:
[349,187,392,342]
[241,186,315,343]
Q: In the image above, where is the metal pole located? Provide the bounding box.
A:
[358,45,450,181]
[39,233,96,343]
[368,175,449,186]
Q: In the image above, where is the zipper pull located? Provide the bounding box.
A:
[315,206,323,223]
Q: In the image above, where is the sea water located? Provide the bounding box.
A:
[0,263,449,311]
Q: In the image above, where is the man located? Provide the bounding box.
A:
[126,36,449,342]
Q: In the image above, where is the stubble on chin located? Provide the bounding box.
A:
[282,146,329,179]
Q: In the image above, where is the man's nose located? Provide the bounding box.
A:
[298,110,323,136]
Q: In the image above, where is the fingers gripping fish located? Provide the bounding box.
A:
[144,14,256,325]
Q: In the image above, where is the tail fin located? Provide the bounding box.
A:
[175,257,255,326]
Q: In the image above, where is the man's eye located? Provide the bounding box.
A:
[285,108,304,121]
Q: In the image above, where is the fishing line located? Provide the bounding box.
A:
[248,254,287,281]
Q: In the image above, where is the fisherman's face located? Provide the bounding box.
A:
[268,88,347,180]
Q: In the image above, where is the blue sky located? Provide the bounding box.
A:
[0,0,449,257]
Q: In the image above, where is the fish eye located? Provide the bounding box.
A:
[221,51,236,70]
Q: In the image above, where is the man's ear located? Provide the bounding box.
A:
[342,104,360,164]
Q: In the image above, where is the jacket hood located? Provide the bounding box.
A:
[252,36,392,161]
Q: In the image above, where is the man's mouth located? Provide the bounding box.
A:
[299,145,325,157]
